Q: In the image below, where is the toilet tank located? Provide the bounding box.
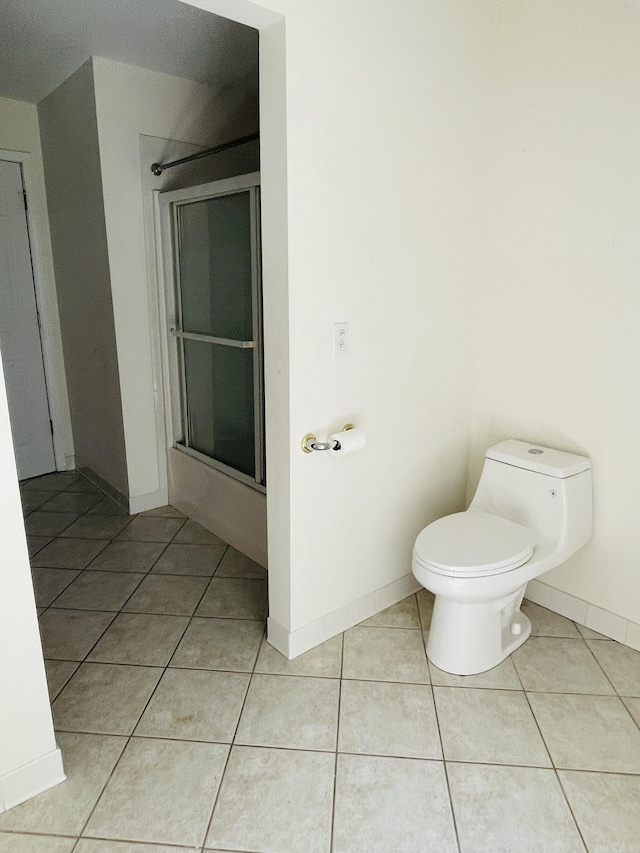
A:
[469,440,592,560]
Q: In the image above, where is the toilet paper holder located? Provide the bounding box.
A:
[301,424,355,453]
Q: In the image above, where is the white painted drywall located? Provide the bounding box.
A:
[0,96,74,471]
[38,61,129,496]
[470,0,640,624]
[91,56,259,506]
[185,0,491,636]
[0,356,62,808]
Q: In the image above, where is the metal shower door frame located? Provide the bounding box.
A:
[158,171,265,492]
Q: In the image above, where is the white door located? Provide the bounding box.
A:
[0,159,56,479]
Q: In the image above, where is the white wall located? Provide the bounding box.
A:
[39,61,129,496]
[186,0,491,651]
[92,56,259,508]
[471,0,640,626]
[0,358,64,811]
[0,96,73,472]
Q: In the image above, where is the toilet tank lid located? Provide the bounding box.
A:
[486,440,591,478]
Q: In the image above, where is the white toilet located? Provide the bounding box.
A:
[412,439,592,675]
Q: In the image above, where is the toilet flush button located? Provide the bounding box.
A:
[511,622,522,636]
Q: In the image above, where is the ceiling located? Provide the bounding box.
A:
[0,0,258,104]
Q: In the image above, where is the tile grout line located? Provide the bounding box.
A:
[23,477,265,852]
[198,607,267,850]
[513,640,589,850]
[60,510,220,848]
[329,631,346,853]
[581,635,623,698]
[43,513,208,635]
[416,592,462,853]
[25,477,105,561]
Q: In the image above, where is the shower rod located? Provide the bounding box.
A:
[151,131,259,176]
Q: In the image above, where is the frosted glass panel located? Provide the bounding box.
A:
[177,192,253,340]
[183,339,255,478]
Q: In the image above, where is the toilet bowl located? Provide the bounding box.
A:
[412,440,592,675]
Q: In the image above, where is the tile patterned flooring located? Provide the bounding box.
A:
[2,470,640,851]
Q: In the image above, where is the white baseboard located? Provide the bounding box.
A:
[267,572,422,660]
[525,579,640,651]
[129,488,169,514]
[0,747,65,813]
[267,573,640,660]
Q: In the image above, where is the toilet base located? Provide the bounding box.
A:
[426,585,531,675]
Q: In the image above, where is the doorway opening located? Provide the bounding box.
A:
[0,157,56,480]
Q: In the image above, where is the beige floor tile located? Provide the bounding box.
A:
[343,626,430,683]
[448,763,584,853]
[53,571,144,611]
[139,505,186,518]
[333,754,456,853]
[0,835,76,853]
[528,693,640,772]
[435,686,551,766]
[116,516,185,543]
[513,637,615,694]
[236,673,340,751]
[25,512,80,537]
[39,609,115,660]
[21,489,58,512]
[45,659,79,700]
[339,679,442,759]
[136,668,250,742]
[521,601,581,638]
[87,541,166,572]
[31,538,108,570]
[88,613,189,666]
[587,639,640,696]
[362,595,421,629]
[255,634,342,678]
[623,695,640,726]
[170,617,264,671]
[215,546,266,579]
[31,568,80,607]
[62,476,102,494]
[151,543,226,576]
[206,746,334,853]
[27,535,53,556]
[53,662,162,734]
[60,515,131,540]
[576,622,607,640]
[123,574,209,616]
[559,769,640,852]
[429,656,522,690]
[84,737,229,847]
[87,497,129,516]
[40,492,103,514]
[196,577,268,620]
[417,588,435,630]
[173,518,225,545]
[75,842,182,853]
[26,472,78,491]
[0,731,126,835]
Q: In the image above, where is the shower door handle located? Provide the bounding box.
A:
[169,328,256,348]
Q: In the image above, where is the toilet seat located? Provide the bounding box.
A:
[413,511,534,578]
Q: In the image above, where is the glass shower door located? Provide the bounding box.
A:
[161,174,264,489]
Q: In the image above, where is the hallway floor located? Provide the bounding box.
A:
[2,470,640,852]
